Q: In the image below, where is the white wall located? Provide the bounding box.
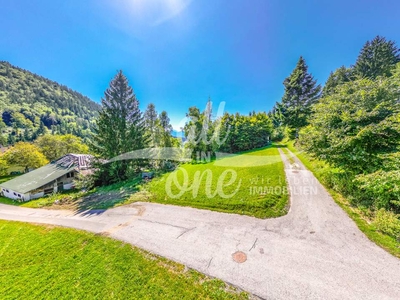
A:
[2,189,19,200]
[2,189,29,202]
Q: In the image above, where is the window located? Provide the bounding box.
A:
[13,192,16,196]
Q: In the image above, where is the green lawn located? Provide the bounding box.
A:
[0,220,248,300]
[285,140,400,258]
[129,145,288,218]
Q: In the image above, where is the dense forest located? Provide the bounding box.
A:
[0,61,100,144]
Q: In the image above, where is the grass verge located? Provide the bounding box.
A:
[286,140,400,258]
[0,220,248,300]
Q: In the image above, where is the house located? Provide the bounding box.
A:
[0,154,92,202]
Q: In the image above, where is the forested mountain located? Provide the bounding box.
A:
[0,61,100,144]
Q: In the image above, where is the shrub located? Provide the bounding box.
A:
[373,208,400,240]
[354,170,400,212]
[74,173,95,191]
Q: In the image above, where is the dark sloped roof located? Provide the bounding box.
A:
[0,154,92,194]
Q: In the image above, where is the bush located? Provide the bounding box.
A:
[373,208,400,240]
[73,173,95,191]
[354,170,400,212]
[271,126,285,141]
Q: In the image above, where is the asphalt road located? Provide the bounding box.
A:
[0,149,399,299]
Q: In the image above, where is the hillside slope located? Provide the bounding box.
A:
[0,61,100,143]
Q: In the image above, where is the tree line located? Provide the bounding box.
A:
[90,71,274,186]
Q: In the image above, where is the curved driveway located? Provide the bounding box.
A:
[0,150,399,299]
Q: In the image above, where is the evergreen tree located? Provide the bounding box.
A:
[144,103,158,146]
[354,36,400,79]
[51,125,56,135]
[184,106,206,159]
[268,103,286,141]
[159,111,173,147]
[36,121,48,136]
[23,129,30,141]
[91,70,148,184]
[322,66,353,96]
[280,56,321,136]
[7,133,16,145]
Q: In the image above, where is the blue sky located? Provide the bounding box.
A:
[1,0,400,129]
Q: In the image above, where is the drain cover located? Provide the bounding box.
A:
[232,251,247,263]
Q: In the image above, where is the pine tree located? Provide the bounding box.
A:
[354,36,400,79]
[36,121,48,136]
[144,103,158,146]
[159,111,173,147]
[280,56,321,135]
[92,70,148,184]
[23,129,30,141]
[7,133,16,145]
[322,66,353,96]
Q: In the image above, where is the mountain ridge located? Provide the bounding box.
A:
[0,61,100,143]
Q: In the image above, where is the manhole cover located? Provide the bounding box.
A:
[292,170,299,173]
[232,251,247,263]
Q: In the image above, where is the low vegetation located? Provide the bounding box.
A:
[0,220,248,299]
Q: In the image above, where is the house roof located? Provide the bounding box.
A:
[0,154,92,194]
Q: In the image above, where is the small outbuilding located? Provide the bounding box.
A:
[0,154,92,202]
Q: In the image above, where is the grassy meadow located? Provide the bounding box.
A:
[0,220,248,300]
[130,144,288,218]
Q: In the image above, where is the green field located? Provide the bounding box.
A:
[131,145,288,218]
[0,220,248,300]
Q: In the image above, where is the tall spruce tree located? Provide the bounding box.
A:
[159,110,173,147]
[281,56,321,135]
[92,70,148,184]
[144,103,158,146]
[354,36,400,79]
[322,66,353,97]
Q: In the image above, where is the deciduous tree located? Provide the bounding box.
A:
[4,142,48,169]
